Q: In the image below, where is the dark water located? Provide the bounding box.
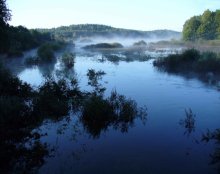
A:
[6,47,220,174]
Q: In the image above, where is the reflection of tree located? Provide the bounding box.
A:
[202,129,220,166]
[179,108,196,136]
[81,91,147,138]
[55,66,76,81]
[0,64,147,172]
[87,69,106,95]
[38,61,56,77]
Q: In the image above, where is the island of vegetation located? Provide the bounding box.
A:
[83,42,124,50]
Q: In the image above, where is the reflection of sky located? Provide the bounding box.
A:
[16,50,220,174]
[19,67,43,87]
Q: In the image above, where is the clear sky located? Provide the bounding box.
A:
[7,0,220,31]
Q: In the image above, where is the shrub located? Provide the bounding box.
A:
[61,52,75,68]
[37,43,54,62]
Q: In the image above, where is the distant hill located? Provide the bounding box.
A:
[37,24,181,41]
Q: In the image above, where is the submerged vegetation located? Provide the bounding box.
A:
[179,108,196,136]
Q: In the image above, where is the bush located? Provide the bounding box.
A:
[61,52,75,68]
[83,42,123,49]
[37,43,54,62]
[37,42,65,62]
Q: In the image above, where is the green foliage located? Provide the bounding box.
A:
[183,16,201,41]
[183,9,220,41]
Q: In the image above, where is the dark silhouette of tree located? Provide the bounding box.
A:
[0,0,11,24]
[0,0,11,52]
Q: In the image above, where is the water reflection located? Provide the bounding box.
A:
[202,129,220,165]
[2,45,220,174]
[201,129,220,173]
[81,91,147,138]
[179,108,196,136]
[0,62,147,173]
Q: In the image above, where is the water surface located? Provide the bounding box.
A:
[7,47,220,174]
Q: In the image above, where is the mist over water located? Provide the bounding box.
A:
[75,34,181,48]
[2,33,219,174]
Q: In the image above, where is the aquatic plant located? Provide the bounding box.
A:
[179,108,196,136]
[61,52,75,68]
[87,69,106,95]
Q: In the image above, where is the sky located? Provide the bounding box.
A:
[7,0,220,31]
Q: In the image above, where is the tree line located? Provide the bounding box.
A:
[0,0,51,57]
[183,9,220,41]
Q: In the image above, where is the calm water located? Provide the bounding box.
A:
[7,47,220,174]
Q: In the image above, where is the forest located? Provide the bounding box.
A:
[183,9,220,41]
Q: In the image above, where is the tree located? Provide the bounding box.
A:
[214,10,220,39]
[197,10,215,40]
[183,16,201,41]
[182,9,220,41]
[0,0,11,24]
[0,0,11,52]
